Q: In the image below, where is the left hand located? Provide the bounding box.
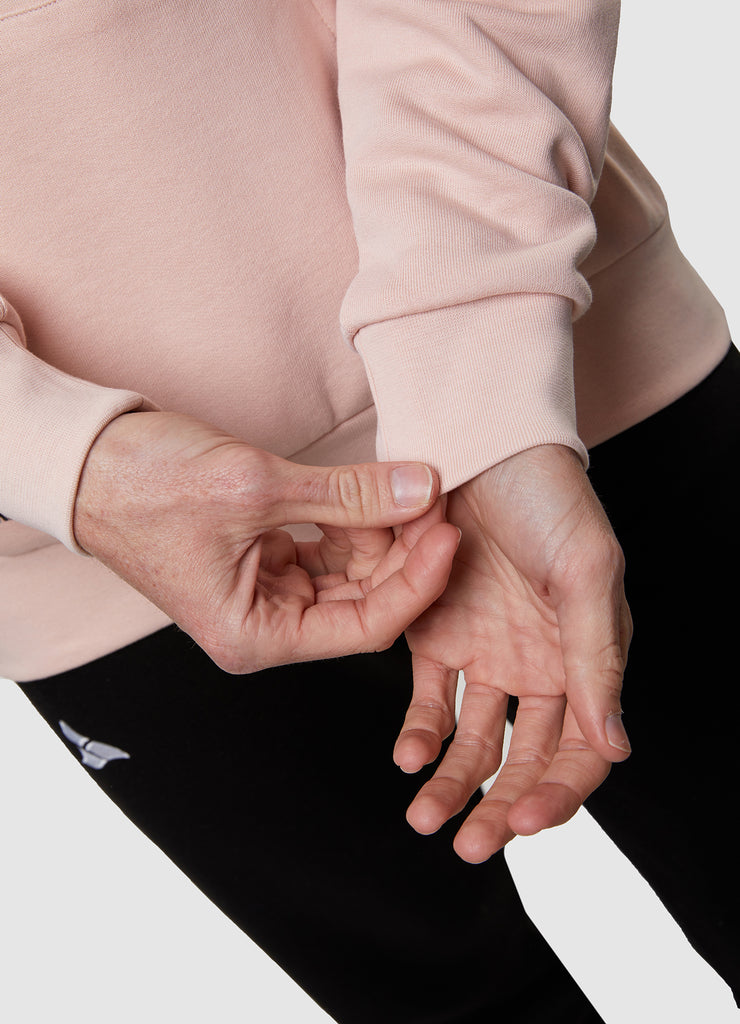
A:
[74,411,461,674]
[393,444,632,863]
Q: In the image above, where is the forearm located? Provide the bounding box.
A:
[0,294,152,550]
[337,0,621,486]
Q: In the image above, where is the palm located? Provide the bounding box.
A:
[407,491,566,697]
[396,445,632,863]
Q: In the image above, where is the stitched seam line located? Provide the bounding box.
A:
[0,322,22,345]
[1,0,59,22]
[290,403,376,460]
[586,215,670,283]
[306,0,335,39]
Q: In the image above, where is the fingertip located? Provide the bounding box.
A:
[507,793,549,837]
[569,699,631,765]
[415,519,459,546]
[393,738,428,774]
[406,795,446,836]
[453,823,498,864]
[508,783,582,836]
[605,711,632,757]
[403,522,461,593]
[420,521,463,566]
[395,731,443,772]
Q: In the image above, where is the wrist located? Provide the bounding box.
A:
[460,443,583,495]
[73,411,153,554]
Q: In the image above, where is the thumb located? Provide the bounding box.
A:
[554,545,632,763]
[267,459,440,530]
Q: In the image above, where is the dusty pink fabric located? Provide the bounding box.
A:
[0,1,730,679]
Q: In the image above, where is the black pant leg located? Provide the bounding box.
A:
[20,630,603,1024]
[584,345,740,1005]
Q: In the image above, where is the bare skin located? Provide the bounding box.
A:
[73,410,461,674]
[75,417,629,864]
[319,445,632,862]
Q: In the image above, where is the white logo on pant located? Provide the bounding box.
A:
[59,720,131,770]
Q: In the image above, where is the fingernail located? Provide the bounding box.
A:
[606,711,631,754]
[391,465,434,508]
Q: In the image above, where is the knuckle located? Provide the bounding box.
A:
[203,445,278,524]
[622,601,634,644]
[476,796,517,825]
[557,736,594,755]
[554,750,611,792]
[193,618,257,676]
[239,448,279,518]
[332,466,378,517]
[424,774,468,804]
[209,645,269,676]
[212,651,246,675]
[453,728,502,762]
[552,524,625,586]
[568,642,625,691]
[504,746,552,772]
[409,700,456,737]
[598,644,627,686]
[597,531,625,574]
[201,639,245,675]
[602,537,626,583]
[414,696,455,719]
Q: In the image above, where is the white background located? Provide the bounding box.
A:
[1,1,738,1020]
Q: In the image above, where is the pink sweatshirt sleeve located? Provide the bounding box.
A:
[336,0,621,488]
[0,294,152,552]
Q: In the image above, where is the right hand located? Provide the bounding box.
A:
[73,411,460,673]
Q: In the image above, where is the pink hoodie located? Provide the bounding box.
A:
[0,0,730,679]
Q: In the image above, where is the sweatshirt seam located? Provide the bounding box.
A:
[305,0,335,39]
[0,322,20,345]
[586,215,670,284]
[349,290,572,345]
[290,402,376,460]
[0,0,59,22]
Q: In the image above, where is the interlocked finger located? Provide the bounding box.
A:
[312,505,449,603]
[280,521,460,664]
[293,525,394,579]
[257,530,299,575]
[311,571,357,595]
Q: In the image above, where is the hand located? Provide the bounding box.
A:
[394,444,632,863]
[73,411,461,673]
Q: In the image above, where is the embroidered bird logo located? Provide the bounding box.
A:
[59,720,131,770]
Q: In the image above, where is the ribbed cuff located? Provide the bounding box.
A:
[354,292,588,491]
[1,324,155,553]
